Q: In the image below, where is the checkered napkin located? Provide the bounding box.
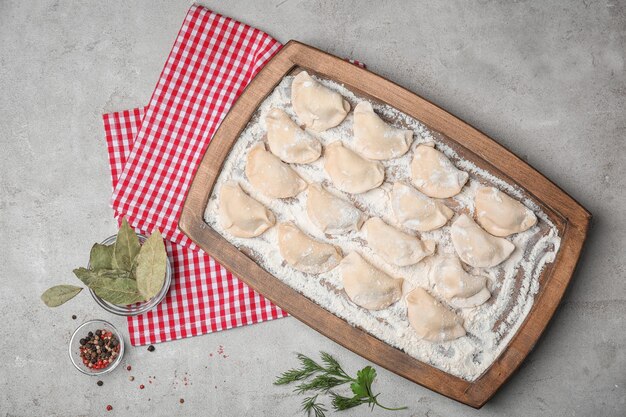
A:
[101,5,288,346]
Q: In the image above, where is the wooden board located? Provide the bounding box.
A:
[179,41,591,408]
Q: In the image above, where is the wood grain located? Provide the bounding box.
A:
[179,41,591,408]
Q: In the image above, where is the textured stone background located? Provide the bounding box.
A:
[1,1,624,416]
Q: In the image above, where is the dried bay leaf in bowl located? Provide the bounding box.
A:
[74,267,144,304]
[135,230,167,300]
[89,243,115,270]
[73,267,143,304]
[90,277,145,305]
[41,217,168,308]
[73,267,133,285]
[74,227,168,305]
[113,218,141,271]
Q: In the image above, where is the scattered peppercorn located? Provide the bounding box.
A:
[78,329,120,371]
[179,398,185,404]
[126,365,132,371]
[97,380,103,387]
[139,384,145,389]
[72,315,77,320]
[147,345,155,352]
[106,405,113,411]
[129,376,135,381]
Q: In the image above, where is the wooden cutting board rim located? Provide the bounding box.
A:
[179,40,591,408]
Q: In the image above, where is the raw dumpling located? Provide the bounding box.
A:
[291,71,350,132]
[390,182,454,231]
[429,256,490,308]
[475,187,537,237]
[340,252,403,310]
[450,214,515,268]
[306,184,363,234]
[410,143,469,198]
[218,181,275,238]
[277,223,342,274]
[353,102,413,160]
[265,108,321,164]
[362,217,435,267]
[245,143,307,198]
[324,141,385,194]
[406,287,466,342]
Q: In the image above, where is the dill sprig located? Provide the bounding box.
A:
[330,392,367,410]
[275,352,407,416]
[275,353,325,385]
[295,373,350,394]
[301,395,327,417]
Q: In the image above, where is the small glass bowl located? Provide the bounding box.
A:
[88,233,172,316]
[69,320,125,376]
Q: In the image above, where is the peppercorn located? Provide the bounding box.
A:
[72,315,77,320]
[179,398,185,404]
[97,380,103,386]
[106,405,113,411]
[78,329,120,372]
[147,345,155,352]
[139,384,145,389]
[126,365,132,371]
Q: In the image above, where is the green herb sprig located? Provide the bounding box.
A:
[301,395,327,417]
[40,218,167,307]
[275,352,406,416]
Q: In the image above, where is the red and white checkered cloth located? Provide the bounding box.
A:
[111,5,282,250]
[102,5,289,346]
[102,5,366,346]
[103,107,288,345]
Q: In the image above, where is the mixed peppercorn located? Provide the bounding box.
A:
[79,329,120,370]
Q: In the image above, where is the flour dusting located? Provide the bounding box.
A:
[204,74,561,381]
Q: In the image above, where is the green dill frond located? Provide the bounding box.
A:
[301,395,327,417]
[274,353,325,385]
[274,367,314,385]
[295,373,350,394]
[330,392,366,410]
[296,353,325,373]
[319,351,341,371]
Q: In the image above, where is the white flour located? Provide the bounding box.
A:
[204,75,561,381]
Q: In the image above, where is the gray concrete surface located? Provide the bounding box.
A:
[1,0,624,416]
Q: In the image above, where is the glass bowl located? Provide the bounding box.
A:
[88,233,172,316]
[69,320,125,376]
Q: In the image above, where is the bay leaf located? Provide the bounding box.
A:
[113,218,141,272]
[41,285,82,307]
[73,267,132,287]
[85,274,144,305]
[135,230,167,300]
[89,243,114,270]
[73,267,96,286]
